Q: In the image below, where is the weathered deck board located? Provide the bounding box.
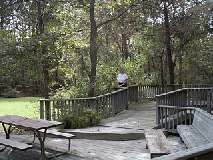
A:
[145,129,169,158]
[39,129,75,151]
[177,108,213,149]
[0,115,62,130]
[39,129,75,138]
[177,125,208,148]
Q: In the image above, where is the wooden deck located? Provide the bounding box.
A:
[0,102,186,160]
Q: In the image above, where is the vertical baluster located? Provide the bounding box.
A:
[68,100,71,114]
[172,108,175,131]
[45,100,51,120]
[52,100,56,120]
[168,108,171,130]
[184,110,187,125]
[189,109,192,125]
[40,100,44,119]
[201,89,204,110]
[165,108,168,130]
[196,89,198,108]
[191,89,194,107]
[180,109,183,125]
[177,107,179,126]
[161,107,164,128]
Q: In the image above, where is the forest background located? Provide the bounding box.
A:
[0,0,213,99]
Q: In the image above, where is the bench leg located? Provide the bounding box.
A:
[35,129,48,160]
[7,148,12,160]
[32,132,36,144]
[2,123,12,139]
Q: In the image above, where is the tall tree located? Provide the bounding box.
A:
[36,0,50,98]
[88,0,98,96]
[163,1,174,85]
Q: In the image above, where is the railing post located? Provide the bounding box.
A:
[207,89,213,114]
[111,91,116,115]
[40,100,44,119]
[128,85,139,103]
[45,100,51,120]
[88,97,97,111]
[125,88,128,110]
[156,97,160,125]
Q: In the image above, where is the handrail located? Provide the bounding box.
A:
[156,88,186,97]
[39,84,213,121]
[156,105,195,132]
[158,105,194,110]
[156,88,213,97]
[39,87,129,120]
[156,87,213,132]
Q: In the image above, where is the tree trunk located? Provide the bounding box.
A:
[178,54,183,84]
[37,0,49,99]
[163,2,175,85]
[160,52,166,89]
[42,60,49,99]
[121,33,129,60]
[88,0,98,97]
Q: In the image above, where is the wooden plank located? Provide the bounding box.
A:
[0,138,32,150]
[177,125,209,148]
[0,115,62,130]
[145,129,170,158]
[38,129,75,151]
[152,142,213,160]
[192,109,213,141]
[39,129,75,138]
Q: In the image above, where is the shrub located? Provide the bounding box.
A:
[61,109,101,129]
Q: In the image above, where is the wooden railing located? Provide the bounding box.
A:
[129,84,213,102]
[156,88,213,110]
[40,88,128,120]
[128,85,139,103]
[39,84,213,121]
[156,105,195,132]
[156,88,213,132]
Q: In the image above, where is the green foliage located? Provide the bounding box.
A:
[0,0,213,99]
[52,82,88,98]
[61,109,101,129]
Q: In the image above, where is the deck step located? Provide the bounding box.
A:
[144,129,170,158]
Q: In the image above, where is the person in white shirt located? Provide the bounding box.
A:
[117,68,128,87]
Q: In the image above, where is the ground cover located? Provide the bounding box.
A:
[0,97,40,118]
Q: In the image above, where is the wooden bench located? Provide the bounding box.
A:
[144,129,170,158]
[34,129,75,151]
[0,137,32,151]
[177,108,213,148]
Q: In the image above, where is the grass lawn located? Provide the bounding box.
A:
[0,97,40,118]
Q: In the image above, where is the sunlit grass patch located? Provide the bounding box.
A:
[0,97,40,118]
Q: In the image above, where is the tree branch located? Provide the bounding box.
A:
[97,1,141,28]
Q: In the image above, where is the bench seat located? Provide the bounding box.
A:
[177,108,213,149]
[39,129,75,139]
[177,125,209,148]
[145,129,170,158]
[37,129,75,151]
[0,138,32,150]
